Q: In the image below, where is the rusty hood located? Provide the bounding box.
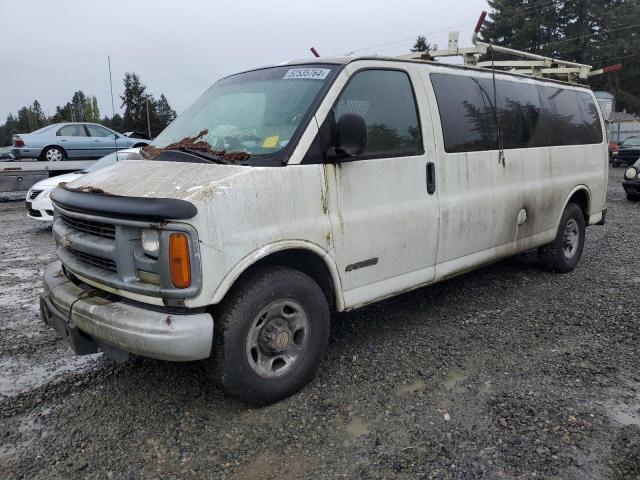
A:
[63,159,251,204]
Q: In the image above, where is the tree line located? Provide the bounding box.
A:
[0,72,177,146]
[411,0,639,113]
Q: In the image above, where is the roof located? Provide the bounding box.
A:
[277,55,592,89]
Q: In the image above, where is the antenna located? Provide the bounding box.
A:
[108,56,118,161]
[310,47,320,58]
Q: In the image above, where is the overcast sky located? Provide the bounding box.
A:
[0,0,489,122]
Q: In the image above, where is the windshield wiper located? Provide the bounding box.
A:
[173,147,233,165]
[178,147,232,165]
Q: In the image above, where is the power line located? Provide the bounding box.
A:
[539,22,640,49]
[340,1,562,57]
[593,52,640,66]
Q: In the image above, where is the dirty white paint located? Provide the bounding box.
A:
[63,58,608,313]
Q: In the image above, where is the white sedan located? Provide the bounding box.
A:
[26,149,141,221]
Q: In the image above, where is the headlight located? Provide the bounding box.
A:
[141,229,160,258]
[612,151,618,156]
[625,167,638,181]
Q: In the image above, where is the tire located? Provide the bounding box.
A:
[208,266,330,406]
[40,146,65,162]
[539,203,586,273]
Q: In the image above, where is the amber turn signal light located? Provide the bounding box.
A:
[169,233,191,288]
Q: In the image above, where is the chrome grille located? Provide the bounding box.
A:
[59,213,116,239]
[67,248,117,272]
[28,189,42,200]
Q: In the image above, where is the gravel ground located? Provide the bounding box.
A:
[1,169,639,479]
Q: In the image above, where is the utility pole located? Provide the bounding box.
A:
[146,95,152,139]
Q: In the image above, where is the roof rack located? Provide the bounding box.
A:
[396,11,622,84]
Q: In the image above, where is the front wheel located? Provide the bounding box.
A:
[40,146,65,162]
[209,266,330,406]
[539,203,586,273]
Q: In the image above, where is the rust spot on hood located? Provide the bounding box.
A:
[142,130,251,163]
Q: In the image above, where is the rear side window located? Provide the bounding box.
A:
[431,73,603,153]
[429,75,497,152]
[57,125,87,137]
[334,69,423,158]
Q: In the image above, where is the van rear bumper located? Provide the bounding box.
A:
[41,261,214,361]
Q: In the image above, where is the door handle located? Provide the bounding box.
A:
[426,162,436,195]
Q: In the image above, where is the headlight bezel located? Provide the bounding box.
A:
[141,229,160,258]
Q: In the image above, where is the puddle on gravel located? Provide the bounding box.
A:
[602,378,640,427]
[396,379,426,395]
[444,370,469,394]
[605,396,640,426]
[344,417,370,437]
[0,353,100,397]
[230,451,319,480]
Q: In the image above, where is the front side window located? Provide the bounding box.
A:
[333,69,422,158]
[86,125,113,137]
[57,125,87,137]
[151,65,338,162]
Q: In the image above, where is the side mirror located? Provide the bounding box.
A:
[327,113,367,161]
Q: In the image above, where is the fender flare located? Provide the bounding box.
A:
[210,240,345,311]
[555,185,591,231]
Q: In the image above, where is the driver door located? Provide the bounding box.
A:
[86,124,119,157]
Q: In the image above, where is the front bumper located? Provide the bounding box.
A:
[41,261,214,361]
[623,181,640,196]
[26,199,54,221]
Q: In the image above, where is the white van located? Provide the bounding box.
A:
[42,57,608,405]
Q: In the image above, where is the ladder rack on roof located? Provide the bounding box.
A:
[396,11,622,84]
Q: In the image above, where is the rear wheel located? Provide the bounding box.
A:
[208,266,330,406]
[40,146,65,162]
[539,203,586,273]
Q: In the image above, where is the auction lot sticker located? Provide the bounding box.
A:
[283,68,331,80]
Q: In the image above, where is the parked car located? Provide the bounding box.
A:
[611,135,640,167]
[26,149,141,221]
[41,58,608,406]
[623,160,640,200]
[11,123,150,161]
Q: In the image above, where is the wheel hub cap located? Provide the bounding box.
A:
[563,218,579,258]
[246,299,310,379]
[258,318,292,354]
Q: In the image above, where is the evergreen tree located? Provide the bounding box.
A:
[481,0,640,113]
[84,96,100,122]
[120,72,148,133]
[155,94,177,129]
[411,36,431,53]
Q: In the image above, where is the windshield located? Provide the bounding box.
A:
[151,65,338,159]
[83,150,142,173]
[623,136,640,147]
